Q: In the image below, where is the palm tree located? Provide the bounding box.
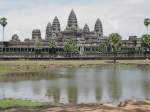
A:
[141,34,150,59]
[0,17,7,53]
[48,39,56,58]
[0,17,8,42]
[144,18,150,34]
[108,33,122,63]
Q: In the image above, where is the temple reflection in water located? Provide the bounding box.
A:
[0,66,150,104]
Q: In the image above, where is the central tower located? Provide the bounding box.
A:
[66,10,78,31]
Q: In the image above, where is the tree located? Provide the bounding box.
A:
[64,39,78,57]
[98,43,107,53]
[34,39,43,58]
[144,18,150,34]
[108,33,122,63]
[0,17,7,53]
[0,17,8,41]
[141,34,150,59]
[48,39,56,58]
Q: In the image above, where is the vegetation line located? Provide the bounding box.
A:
[0,99,46,109]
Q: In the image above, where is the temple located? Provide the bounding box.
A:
[0,10,148,58]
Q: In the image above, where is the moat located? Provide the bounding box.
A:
[0,65,150,104]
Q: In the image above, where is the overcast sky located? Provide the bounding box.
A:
[0,0,150,41]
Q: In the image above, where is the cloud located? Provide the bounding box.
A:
[0,0,149,41]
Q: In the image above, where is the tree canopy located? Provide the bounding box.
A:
[48,39,56,48]
[64,39,78,53]
[108,33,122,63]
[98,43,107,52]
[141,34,150,49]
[35,39,43,49]
[108,33,122,51]
[144,18,150,27]
[0,17,8,27]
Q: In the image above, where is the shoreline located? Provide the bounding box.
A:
[0,60,150,73]
[0,60,150,112]
[0,60,150,66]
[1,99,150,112]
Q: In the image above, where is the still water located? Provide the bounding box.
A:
[0,65,150,104]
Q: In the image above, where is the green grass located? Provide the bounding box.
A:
[0,60,108,66]
[0,99,46,109]
[0,60,149,73]
[0,60,109,73]
[0,60,149,66]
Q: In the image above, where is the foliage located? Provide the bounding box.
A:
[0,17,8,27]
[48,39,56,48]
[48,39,56,56]
[64,39,78,53]
[0,99,46,109]
[141,34,150,49]
[98,43,107,52]
[108,33,122,63]
[108,33,122,52]
[34,39,43,49]
[144,18,150,27]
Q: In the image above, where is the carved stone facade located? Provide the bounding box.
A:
[43,10,104,51]
[0,10,147,58]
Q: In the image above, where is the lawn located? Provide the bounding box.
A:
[0,60,149,73]
[0,60,149,66]
[0,99,46,109]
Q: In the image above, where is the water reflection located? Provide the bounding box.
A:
[0,70,73,82]
[47,86,60,103]
[0,65,149,104]
[107,66,122,102]
[67,85,77,103]
[141,71,150,100]
[95,69,103,102]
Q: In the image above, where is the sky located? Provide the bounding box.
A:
[0,0,150,41]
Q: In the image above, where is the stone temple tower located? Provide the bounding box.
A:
[52,16,61,32]
[83,24,90,33]
[45,22,52,40]
[32,29,41,40]
[94,18,103,37]
[66,10,78,31]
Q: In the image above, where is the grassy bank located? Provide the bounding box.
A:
[0,60,149,73]
[0,60,107,74]
[0,99,46,109]
[1,99,150,112]
[0,59,149,66]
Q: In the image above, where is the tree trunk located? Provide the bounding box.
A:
[114,51,117,63]
[49,49,51,65]
[3,27,4,42]
[147,26,149,35]
[144,48,147,59]
[49,49,51,59]
[2,27,4,54]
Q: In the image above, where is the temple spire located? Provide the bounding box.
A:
[52,16,61,32]
[94,18,103,36]
[66,9,78,30]
[45,22,52,40]
[83,24,90,32]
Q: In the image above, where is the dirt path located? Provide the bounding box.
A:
[2,100,150,112]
